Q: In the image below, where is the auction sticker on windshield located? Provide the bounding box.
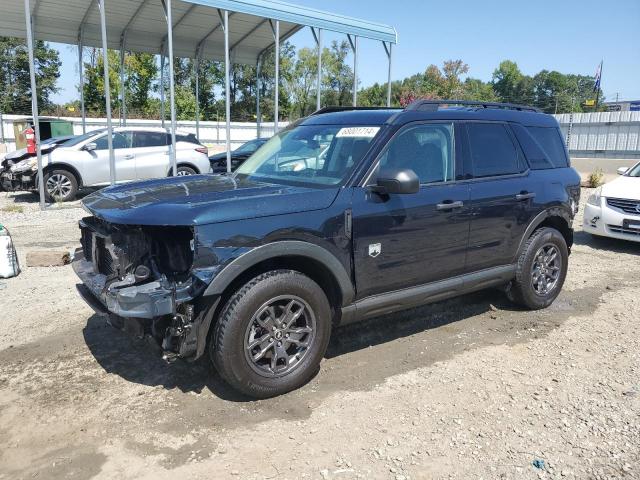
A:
[335,127,380,138]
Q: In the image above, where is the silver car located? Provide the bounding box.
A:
[5,127,211,201]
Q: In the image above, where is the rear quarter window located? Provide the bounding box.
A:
[526,126,569,168]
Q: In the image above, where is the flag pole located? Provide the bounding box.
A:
[594,60,603,110]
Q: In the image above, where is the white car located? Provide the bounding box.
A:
[3,127,211,201]
[583,162,640,242]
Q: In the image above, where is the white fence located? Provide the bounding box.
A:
[0,113,286,153]
[556,111,640,159]
[2,111,639,159]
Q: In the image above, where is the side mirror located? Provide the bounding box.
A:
[374,168,420,195]
[617,166,628,175]
[84,142,97,152]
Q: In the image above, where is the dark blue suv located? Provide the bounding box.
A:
[73,100,581,398]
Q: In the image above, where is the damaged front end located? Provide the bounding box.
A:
[73,216,214,361]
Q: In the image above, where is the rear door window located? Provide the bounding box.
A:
[526,127,568,168]
[467,123,525,178]
[133,131,168,148]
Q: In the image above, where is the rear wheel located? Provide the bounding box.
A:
[176,165,197,176]
[210,270,332,398]
[43,169,78,202]
[507,227,568,310]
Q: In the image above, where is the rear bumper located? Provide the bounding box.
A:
[72,248,176,319]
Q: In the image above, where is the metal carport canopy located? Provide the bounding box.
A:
[2,0,397,65]
[4,0,397,210]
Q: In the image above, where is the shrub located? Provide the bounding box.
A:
[587,168,605,188]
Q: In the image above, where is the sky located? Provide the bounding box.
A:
[50,0,640,105]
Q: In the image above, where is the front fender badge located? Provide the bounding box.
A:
[368,243,381,258]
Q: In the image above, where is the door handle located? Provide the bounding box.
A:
[515,192,536,201]
[123,154,134,159]
[436,200,464,211]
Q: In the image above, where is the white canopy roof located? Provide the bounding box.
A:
[3,0,397,65]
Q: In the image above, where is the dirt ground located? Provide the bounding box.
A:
[0,188,638,480]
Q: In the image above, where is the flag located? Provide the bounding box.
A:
[593,60,603,93]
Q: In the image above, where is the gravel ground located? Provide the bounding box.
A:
[0,188,638,480]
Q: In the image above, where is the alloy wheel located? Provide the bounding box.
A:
[531,244,561,296]
[244,295,316,377]
[46,174,72,199]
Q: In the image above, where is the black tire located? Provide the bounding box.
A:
[507,227,568,310]
[43,168,78,202]
[210,270,332,399]
[175,165,197,176]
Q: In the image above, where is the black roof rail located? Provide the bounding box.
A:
[405,99,541,113]
[310,106,401,116]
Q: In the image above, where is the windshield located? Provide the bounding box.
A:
[234,124,381,187]
[626,162,640,177]
[62,129,107,148]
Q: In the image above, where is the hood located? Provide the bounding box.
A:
[209,151,250,162]
[603,175,640,201]
[2,144,58,168]
[82,175,340,226]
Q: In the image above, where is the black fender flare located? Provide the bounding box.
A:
[513,206,573,262]
[202,240,355,305]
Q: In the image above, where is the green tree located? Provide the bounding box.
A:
[83,48,158,118]
[284,47,318,118]
[491,60,528,104]
[322,41,354,107]
[0,36,61,114]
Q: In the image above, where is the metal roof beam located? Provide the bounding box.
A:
[195,11,235,55]
[160,3,197,45]
[78,0,96,37]
[257,24,302,61]
[230,18,268,53]
[122,0,150,38]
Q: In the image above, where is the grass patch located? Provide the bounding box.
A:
[1,204,24,213]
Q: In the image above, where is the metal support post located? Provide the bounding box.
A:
[97,0,115,185]
[311,27,322,110]
[194,50,200,140]
[162,0,177,176]
[256,56,261,138]
[160,52,165,126]
[78,33,86,133]
[348,34,358,106]
[384,42,393,107]
[24,0,46,208]
[119,34,126,126]
[270,20,280,133]
[220,9,231,173]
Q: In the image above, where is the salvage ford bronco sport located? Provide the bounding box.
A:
[73,100,581,398]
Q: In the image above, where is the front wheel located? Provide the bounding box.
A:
[210,270,332,398]
[507,227,568,310]
[43,169,78,202]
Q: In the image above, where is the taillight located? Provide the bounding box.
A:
[195,147,208,155]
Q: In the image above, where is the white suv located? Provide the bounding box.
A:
[5,127,211,201]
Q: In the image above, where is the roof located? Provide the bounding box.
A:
[301,109,401,126]
[3,0,396,65]
[393,108,559,128]
[302,105,557,128]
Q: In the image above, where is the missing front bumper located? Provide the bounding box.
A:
[72,248,176,319]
